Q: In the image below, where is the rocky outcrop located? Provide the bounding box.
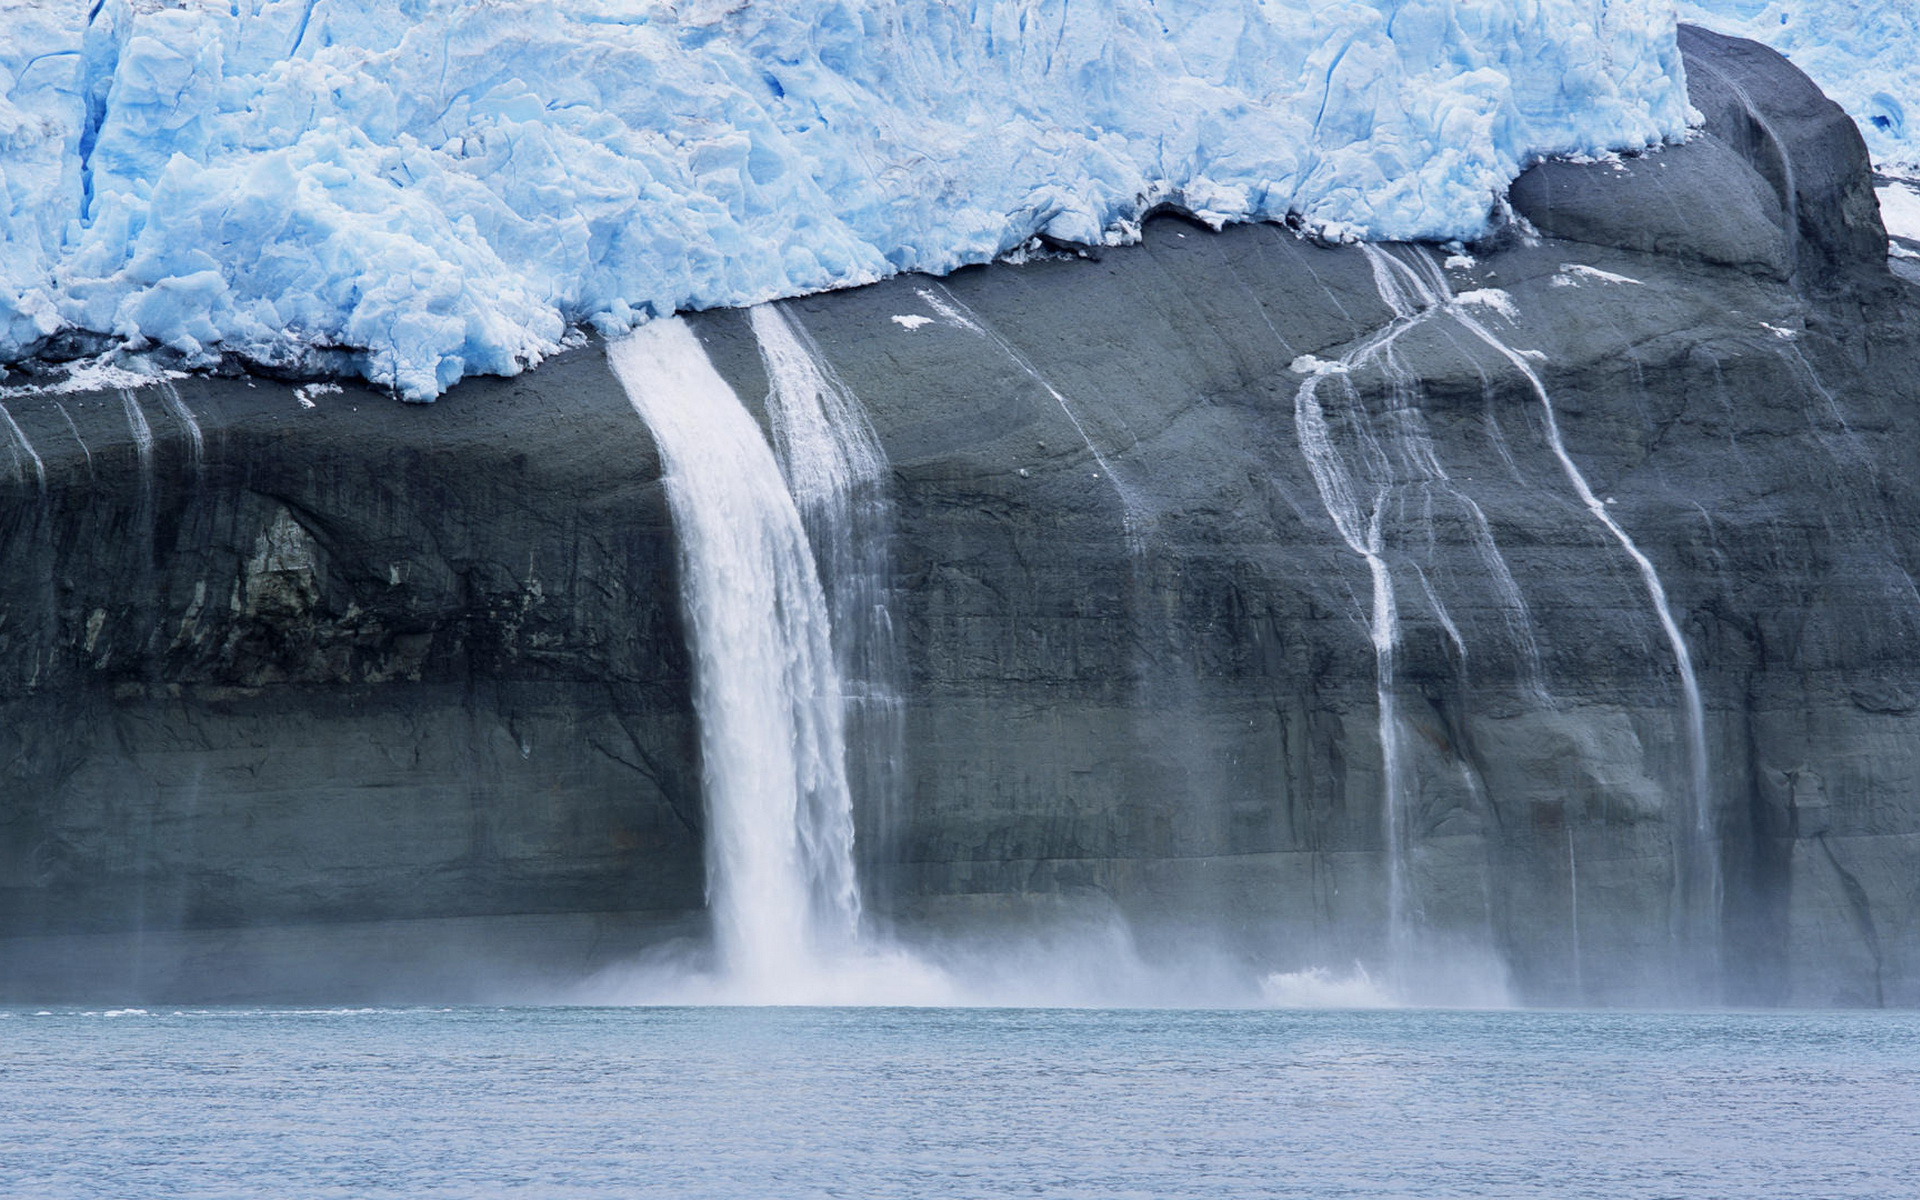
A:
[2,27,1916,1005]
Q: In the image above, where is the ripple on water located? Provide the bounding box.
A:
[0,1006,1914,1199]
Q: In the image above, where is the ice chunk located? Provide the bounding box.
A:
[1453,288,1519,319]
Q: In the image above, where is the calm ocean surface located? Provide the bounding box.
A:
[2,1005,1915,1198]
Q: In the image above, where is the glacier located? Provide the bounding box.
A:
[1679,1,1918,168]
[0,0,1694,400]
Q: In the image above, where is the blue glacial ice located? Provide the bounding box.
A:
[1679,1,1918,168]
[1,0,1693,399]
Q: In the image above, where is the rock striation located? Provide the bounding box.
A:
[1,28,1916,1005]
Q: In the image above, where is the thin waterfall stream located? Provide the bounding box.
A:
[1443,292,1721,965]
[1287,241,1718,994]
[1372,244,1719,976]
[1288,245,1467,988]
[0,398,45,490]
[916,282,1148,547]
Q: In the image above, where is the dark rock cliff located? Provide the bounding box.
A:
[2,28,1916,1005]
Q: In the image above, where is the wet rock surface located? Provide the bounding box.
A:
[3,28,1917,1004]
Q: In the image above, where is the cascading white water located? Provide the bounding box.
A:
[53,402,90,476]
[1284,238,1721,998]
[1370,254,1548,697]
[1290,250,1435,980]
[121,390,154,477]
[1362,243,1718,969]
[749,303,907,913]
[0,399,45,490]
[607,318,862,997]
[159,382,204,471]
[1440,267,1720,971]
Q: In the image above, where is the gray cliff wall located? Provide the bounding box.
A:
[0,355,706,998]
[3,28,1917,1004]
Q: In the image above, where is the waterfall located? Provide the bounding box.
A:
[159,382,205,472]
[1353,242,1717,978]
[53,402,92,477]
[748,303,906,913]
[1441,271,1721,975]
[606,318,862,997]
[1290,242,1720,991]
[121,390,155,478]
[0,399,45,489]
[1290,249,1436,981]
[1350,244,1719,975]
[1293,244,1683,996]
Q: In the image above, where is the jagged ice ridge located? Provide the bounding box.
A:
[0,0,1692,399]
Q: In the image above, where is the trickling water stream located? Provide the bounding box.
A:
[1385,242,1720,972]
[0,399,44,490]
[917,282,1149,546]
[1286,241,1720,993]
[1446,297,1721,965]
[158,381,204,472]
[1289,244,1478,986]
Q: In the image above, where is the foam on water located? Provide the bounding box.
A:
[1258,965,1396,1009]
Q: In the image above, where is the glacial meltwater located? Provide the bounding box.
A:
[3,1006,1915,1199]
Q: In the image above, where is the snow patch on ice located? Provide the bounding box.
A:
[889,315,934,332]
[0,355,181,398]
[1875,180,1920,242]
[1290,354,1350,377]
[3,0,1693,399]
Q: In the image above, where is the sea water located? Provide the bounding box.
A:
[2,1006,1915,1198]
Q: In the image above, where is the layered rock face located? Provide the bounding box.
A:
[2,28,1915,1005]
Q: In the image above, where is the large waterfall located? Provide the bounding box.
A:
[605,316,955,1004]
[607,319,863,998]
